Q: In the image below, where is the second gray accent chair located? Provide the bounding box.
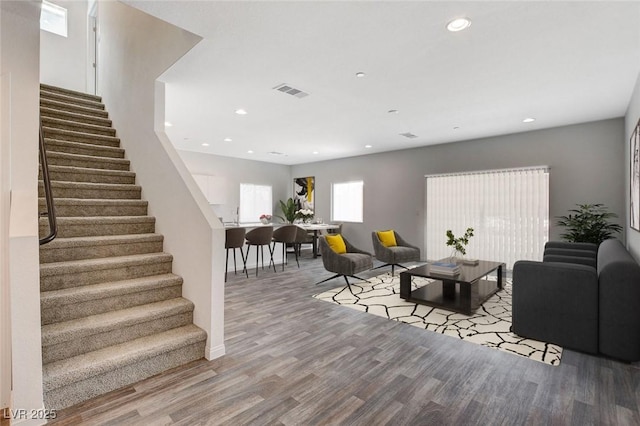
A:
[316,235,373,292]
[371,230,421,276]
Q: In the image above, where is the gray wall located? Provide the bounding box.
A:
[626,71,640,259]
[291,118,625,255]
[178,150,291,223]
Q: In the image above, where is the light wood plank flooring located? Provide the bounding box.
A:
[46,252,640,425]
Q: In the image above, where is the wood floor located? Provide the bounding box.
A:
[46,252,640,425]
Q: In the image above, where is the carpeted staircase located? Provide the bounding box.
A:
[38,83,207,409]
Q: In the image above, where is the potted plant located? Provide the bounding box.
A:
[446,228,474,262]
[556,203,622,244]
[276,198,298,223]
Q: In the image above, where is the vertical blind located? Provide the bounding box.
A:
[425,167,549,269]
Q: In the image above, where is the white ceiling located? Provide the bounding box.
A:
[125,1,640,166]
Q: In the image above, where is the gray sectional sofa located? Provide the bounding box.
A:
[512,239,640,362]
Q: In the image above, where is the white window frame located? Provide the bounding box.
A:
[40,0,68,38]
[331,180,364,223]
[239,183,272,223]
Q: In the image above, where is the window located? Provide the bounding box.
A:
[332,181,364,223]
[239,184,272,223]
[40,0,68,37]
[425,167,549,269]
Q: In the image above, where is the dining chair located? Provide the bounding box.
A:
[245,226,276,276]
[225,227,248,281]
[272,224,299,270]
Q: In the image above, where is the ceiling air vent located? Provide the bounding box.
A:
[399,132,418,139]
[268,151,286,156]
[273,83,309,99]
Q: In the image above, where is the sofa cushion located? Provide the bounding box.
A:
[342,253,373,275]
[387,246,420,263]
[325,234,346,254]
[377,230,397,247]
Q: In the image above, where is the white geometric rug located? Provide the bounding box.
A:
[313,272,562,366]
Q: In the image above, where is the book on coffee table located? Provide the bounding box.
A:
[429,261,460,275]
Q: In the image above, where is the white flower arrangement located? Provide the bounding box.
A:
[296,209,314,221]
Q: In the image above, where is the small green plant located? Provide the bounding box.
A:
[556,203,622,244]
[446,227,474,256]
[275,198,298,223]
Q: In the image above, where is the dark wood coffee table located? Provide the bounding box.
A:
[399,260,505,315]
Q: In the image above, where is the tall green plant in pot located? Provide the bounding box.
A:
[556,203,622,244]
[276,198,298,223]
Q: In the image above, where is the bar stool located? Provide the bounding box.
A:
[225,227,248,282]
[245,226,276,276]
[272,224,299,270]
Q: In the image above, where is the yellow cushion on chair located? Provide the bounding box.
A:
[325,234,347,254]
[377,230,397,247]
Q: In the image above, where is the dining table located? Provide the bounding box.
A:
[297,223,341,258]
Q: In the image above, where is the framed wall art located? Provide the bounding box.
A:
[293,176,315,214]
[631,118,640,231]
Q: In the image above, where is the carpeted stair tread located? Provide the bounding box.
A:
[42,298,194,347]
[40,273,183,324]
[41,83,102,103]
[40,90,105,110]
[40,98,109,119]
[42,324,206,391]
[42,116,116,137]
[46,151,130,171]
[41,165,136,185]
[39,233,164,263]
[44,138,124,159]
[39,216,155,238]
[40,106,112,128]
[42,127,120,147]
[39,180,142,200]
[40,253,174,291]
[39,198,148,217]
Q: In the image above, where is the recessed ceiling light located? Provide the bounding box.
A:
[356,72,366,78]
[523,117,536,123]
[446,17,472,32]
[224,138,232,142]
[201,143,209,147]
[247,150,254,154]
[235,109,247,115]
[388,109,399,114]
[164,121,173,127]
[313,151,319,155]
[365,145,372,149]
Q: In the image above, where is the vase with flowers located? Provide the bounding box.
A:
[259,214,272,224]
[446,227,474,264]
[296,209,314,223]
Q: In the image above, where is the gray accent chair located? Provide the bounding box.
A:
[316,235,373,292]
[513,239,640,361]
[272,224,299,270]
[371,231,421,276]
[225,227,248,281]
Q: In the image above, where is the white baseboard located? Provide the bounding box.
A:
[206,343,225,361]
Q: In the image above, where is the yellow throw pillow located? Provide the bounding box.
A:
[325,234,347,254]
[377,230,397,247]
